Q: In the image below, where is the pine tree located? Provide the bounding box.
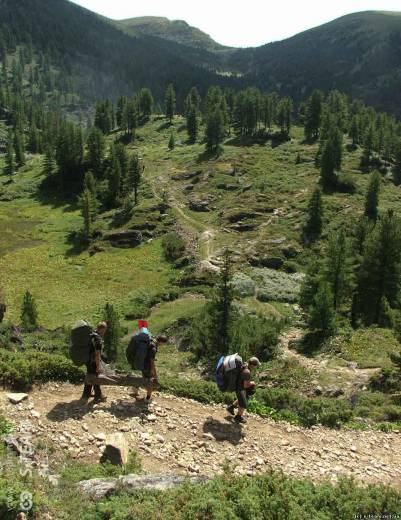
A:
[308,281,336,337]
[304,90,324,141]
[20,290,38,332]
[103,303,121,363]
[300,258,322,312]
[42,146,56,177]
[79,188,97,239]
[165,83,176,124]
[357,210,401,325]
[139,88,153,118]
[324,228,353,309]
[186,104,199,143]
[303,187,323,243]
[276,97,293,136]
[4,138,15,178]
[205,107,225,153]
[168,131,175,150]
[86,127,105,176]
[184,87,201,115]
[83,170,97,197]
[128,153,142,204]
[320,128,343,191]
[364,171,381,221]
[377,296,394,329]
[14,130,25,168]
[108,152,121,207]
[28,124,40,154]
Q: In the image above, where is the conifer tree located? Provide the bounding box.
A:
[86,127,105,176]
[168,131,175,150]
[139,88,153,118]
[303,187,323,243]
[108,153,121,207]
[304,90,324,141]
[128,153,142,204]
[357,210,401,325]
[79,187,97,239]
[42,146,56,177]
[186,104,199,143]
[205,107,224,153]
[307,281,336,337]
[14,130,25,168]
[184,87,201,115]
[28,124,40,153]
[83,170,97,197]
[103,303,121,363]
[320,128,343,190]
[165,83,176,124]
[4,138,15,178]
[364,171,381,221]
[300,258,322,312]
[324,228,353,309]
[377,296,394,329]
[276,97,293,136]
[20,290,38,332]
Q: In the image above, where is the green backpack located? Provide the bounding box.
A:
[69,320,92,366]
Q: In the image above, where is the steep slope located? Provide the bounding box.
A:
[230,11,401,115]
[0,0,230,103]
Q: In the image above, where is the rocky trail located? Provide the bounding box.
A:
[279,328,381,391]
[1,384,400,489]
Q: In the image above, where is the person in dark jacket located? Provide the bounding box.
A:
[81,321,107,403]
[226,357,261,424]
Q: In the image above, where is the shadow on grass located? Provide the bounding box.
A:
[225,131,290,149]
[196,148,222,163]
[47,399,94,422]
[202,417,245,446]
[35,175,78,212]
[64,229,88,257]
[157,121,172,132]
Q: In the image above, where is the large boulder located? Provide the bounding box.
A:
[249,256,284,269]
[104,230,142,248]
[100,433,129,466]
[78,474,209,501]
[189,199,211,212]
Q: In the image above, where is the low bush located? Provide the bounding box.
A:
[253,268,302,303]
[0,349,84,390]
[336,172,357,193]
[162,231,186,262]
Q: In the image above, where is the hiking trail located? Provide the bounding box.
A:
[1,384,400,488]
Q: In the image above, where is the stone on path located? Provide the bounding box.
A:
[100,433,129,466]
[6,393,28,404]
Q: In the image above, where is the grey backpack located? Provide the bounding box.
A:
[69,320,92,366]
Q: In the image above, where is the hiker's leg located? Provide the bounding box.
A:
[82,362,92,398]
[236,390,247,417]
[142,369,153,400]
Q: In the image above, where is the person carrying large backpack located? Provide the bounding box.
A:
[73,321,108,403]
[126,320,167,403]
[216,354,261,424]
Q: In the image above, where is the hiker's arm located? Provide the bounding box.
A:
[95,350,102,373]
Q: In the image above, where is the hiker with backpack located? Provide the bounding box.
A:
[216,354,261,424]
[69,320,108,403]
[126,320,167,403]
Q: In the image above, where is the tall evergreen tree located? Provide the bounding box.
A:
[139,88,153,118]
[307,281,336,337]
[320,128,343,190]
[165,83,176,124]
[79,187,97,239]
[303,187,323,243]
[357,210,401,325]
[324,228,353,309]
[276,97,293,136]
[300,258,322,313]
[205,107,225,153]
[304,90,324,141]
[20,290,38,332]
[14,130,25,168]
[42,146,56,177]
[4,138,15,178]
[128,153,142,204]
[108,152,121,207]
[103,303,121,363]
[186,104,199,144]
[364,171,381,221]
[86,127,105,176]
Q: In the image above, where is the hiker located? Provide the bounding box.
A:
[81,321,108,403]
[126,320,167,403]
[225,356,261,424]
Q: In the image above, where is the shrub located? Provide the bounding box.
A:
[336,172,357,193]
[20,290,38,332]
[162,232,186,262]
[230,314,282,360]
[0,349,83,390]
[253,268,303,303]
[231,273,256,297]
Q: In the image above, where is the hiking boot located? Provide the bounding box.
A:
[226,404,236,416]
[144,396,153,405]
[234,415,247,424]
[93,396,107,404]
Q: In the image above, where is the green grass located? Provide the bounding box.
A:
[327,328,400,368]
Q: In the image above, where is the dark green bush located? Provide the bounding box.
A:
[0,349,84,390]
[370,368,401,393]
[162,231,186,262]
[336,172,357,193]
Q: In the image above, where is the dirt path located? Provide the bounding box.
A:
[1,384,400,488]
[279,328,380,388]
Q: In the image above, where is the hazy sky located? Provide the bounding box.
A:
[70,0,401,47]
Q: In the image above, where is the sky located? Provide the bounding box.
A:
[70,0,401,47]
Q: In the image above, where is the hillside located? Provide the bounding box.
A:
[228,11,401,115]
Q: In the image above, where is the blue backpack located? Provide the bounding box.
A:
[216,356,226,391]
[216,354,243,392]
